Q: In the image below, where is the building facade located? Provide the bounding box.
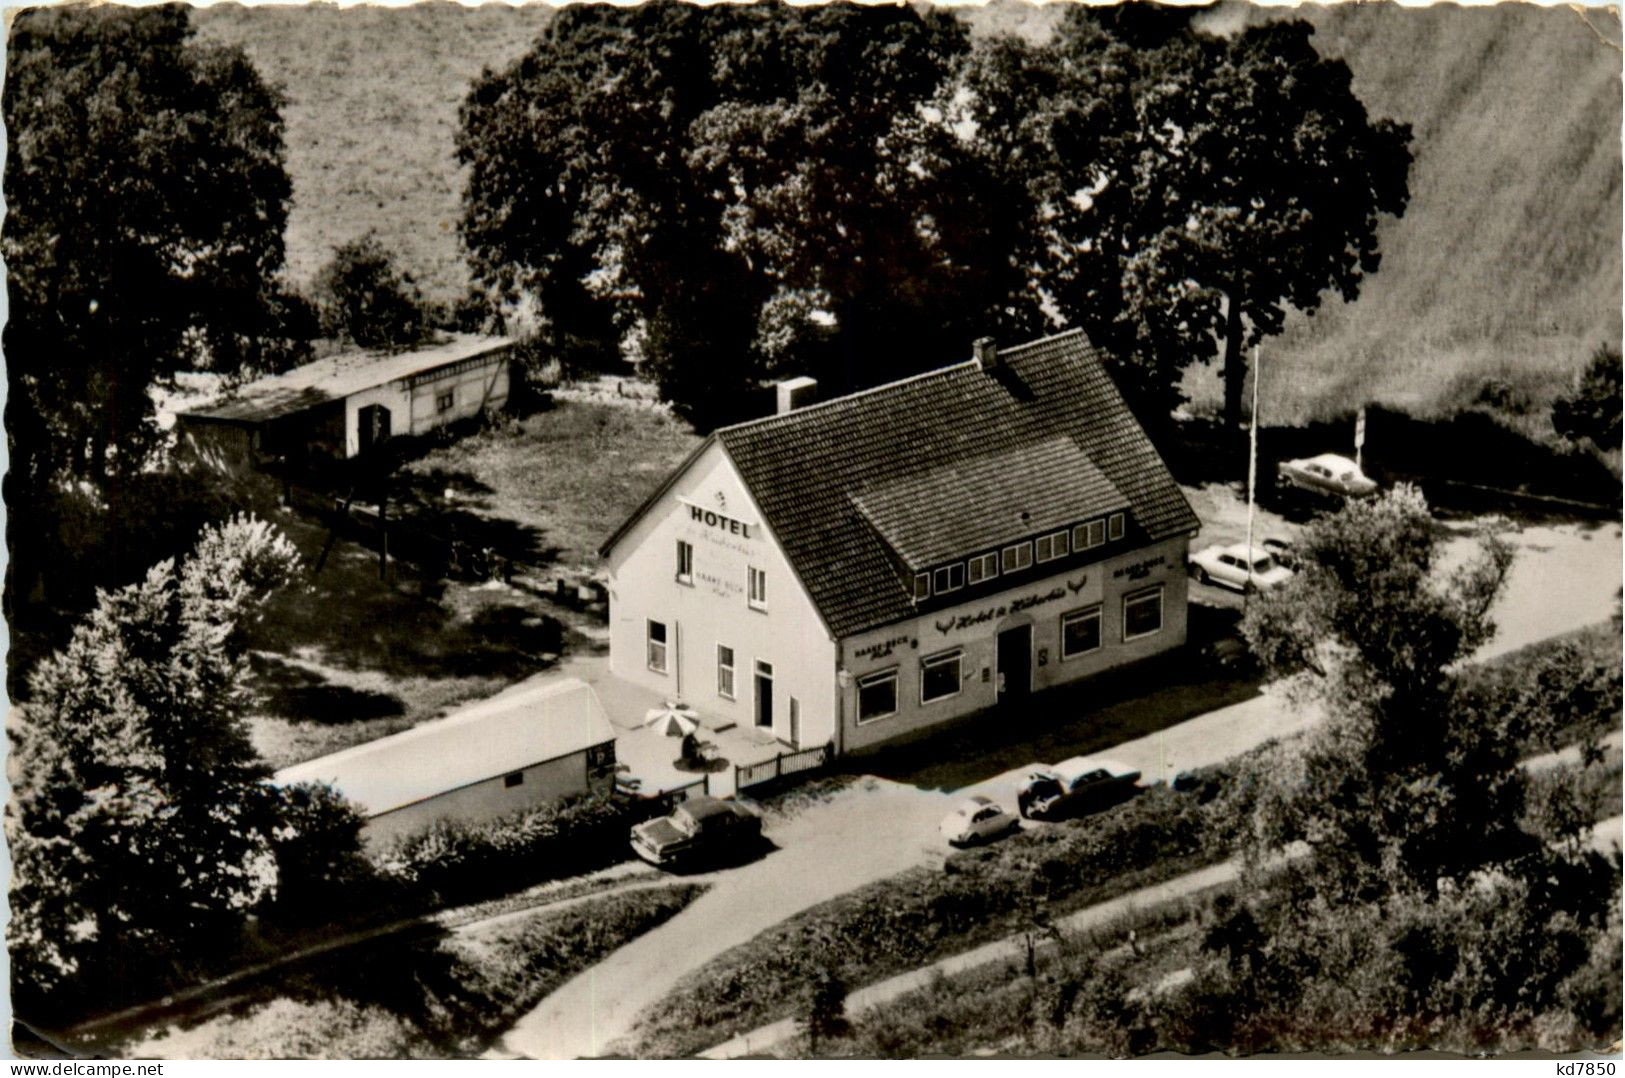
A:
[601,330,1200,757]
[175,333,512,471]
[274,678,616,847]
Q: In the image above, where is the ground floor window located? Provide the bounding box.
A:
[920,649,964,704]
[1122,586,1164,641]
[857,668,898,723]
[436,390,455,412]
[648,619,669,672]
[1061,605,1103,658]
[717,644,736,699]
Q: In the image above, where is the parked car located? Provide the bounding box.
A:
[939,795,1020,847]
[1016,756,1142,820]
[1188,543,1294,593]
[1276,453,1378,499]
[1260,536,1299,571]
[630,795,762,868]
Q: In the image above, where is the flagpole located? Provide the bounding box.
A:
[1244,345,1260,607]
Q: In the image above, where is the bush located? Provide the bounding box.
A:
[198,998,421,1060]
[374,794,654,910]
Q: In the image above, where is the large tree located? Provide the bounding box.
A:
[7,516,365,1020]
[3,4,297,499]
[956,11,1413,425]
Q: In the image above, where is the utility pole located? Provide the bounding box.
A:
[1244,345,1260,609]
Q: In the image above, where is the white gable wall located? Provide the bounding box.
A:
[604,442,838,750]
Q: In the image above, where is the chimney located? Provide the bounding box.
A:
[775,376,818,415]
[974,336,999,371]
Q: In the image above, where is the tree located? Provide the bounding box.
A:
[7,516,362,1018]
[313,233,434,351]
[953,13,1412,424]
[3,5,297,497]
[1552,343,1622,450]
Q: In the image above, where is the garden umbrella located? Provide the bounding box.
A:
[643,700,700,738]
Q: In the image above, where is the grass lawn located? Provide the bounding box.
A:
[399,400,703,571]
[125,882,705,1059]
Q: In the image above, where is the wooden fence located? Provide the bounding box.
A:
[735,743,832,792]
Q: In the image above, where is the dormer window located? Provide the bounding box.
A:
[933,563,965,595]
[914,572,931,600]
[967,552,999,585]
[1108,513,1126,541]
[1035,530,1069,563]
[1002,542,1033,574]
[1074,520,1105,551]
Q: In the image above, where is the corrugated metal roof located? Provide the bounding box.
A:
[708,330,1200,638]
[273,678,613,818]
[850,435,1131,570]
[177,333,512,424]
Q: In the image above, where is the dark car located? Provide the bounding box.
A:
[1015,756,1142,820]
[630,795,763,868]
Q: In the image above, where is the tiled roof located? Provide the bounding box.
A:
[712,330,1200,638]
[177,333,511,424]
[850,435,1130,570]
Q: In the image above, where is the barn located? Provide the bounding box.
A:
[274,678,617,847]
[600,330,1200,756]
[174,333,513,471]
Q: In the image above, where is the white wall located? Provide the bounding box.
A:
[604,442,838,750]
[344,382,413,458]
[407,360,510,436]
[839,535,1191,753]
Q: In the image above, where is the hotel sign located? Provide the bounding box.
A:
[678,496,757,539]
[932,575,1090,635]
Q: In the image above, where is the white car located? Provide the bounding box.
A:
[1188,543,1294,593]
[1277,452,1378,499]
[1016,756,1142,820]
[939,795,1019,846]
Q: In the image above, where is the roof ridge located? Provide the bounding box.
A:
[715,358,981,437]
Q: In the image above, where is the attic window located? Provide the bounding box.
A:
[1074,520,1106,551]
[967,552,999,585]
[1108,513,1126,541]
[1002,542,1033,574]
[1035,530,1069,564]
[914,572,931,601]
[933,563,965,595]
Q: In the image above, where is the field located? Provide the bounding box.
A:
[195,1,1621,429]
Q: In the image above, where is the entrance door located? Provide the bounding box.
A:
[358,404,392,455]
[997,625,1032,703]
[754,660,774,728]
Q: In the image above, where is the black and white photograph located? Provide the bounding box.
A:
[3,0,1621,1062]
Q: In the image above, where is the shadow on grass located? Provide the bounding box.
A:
[248,654,406,726]
[852,609,1262,793]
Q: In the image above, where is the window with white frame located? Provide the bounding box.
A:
[676,539,694,584]
[748,566,767,609]
[914,573,931,600]
[647,620,669,672]
[436,390,455,412]
[1072,519,1106,551]
[1061,605,1103,658]
[1108,513,1126,541]
[717,644,736,699]
[920,649,963,704]
[1035,530,1070,563]
[1123,586,1164,641]
[968,552,999,585]
[857,668,898,722]
[933,563,965,595]
[1002,541,1034,574]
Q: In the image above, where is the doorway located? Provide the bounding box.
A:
[754,660,774,728]
[997,625,1032,703]
[358,404,392,455]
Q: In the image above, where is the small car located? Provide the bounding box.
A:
[939,795,1020,847]
[630,795,762,868]
[1276,453,1378,499]
[1188,543,1294,593]
[1260,536,1299,571]
[1016,756,1142,820]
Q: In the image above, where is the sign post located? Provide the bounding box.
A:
[1355,407,1367,470]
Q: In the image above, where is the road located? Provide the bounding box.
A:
[492,520,1620,1059]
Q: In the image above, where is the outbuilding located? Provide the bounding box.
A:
[599,330,1201,756]
[175,332,513,471]
[274,677,617,847]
